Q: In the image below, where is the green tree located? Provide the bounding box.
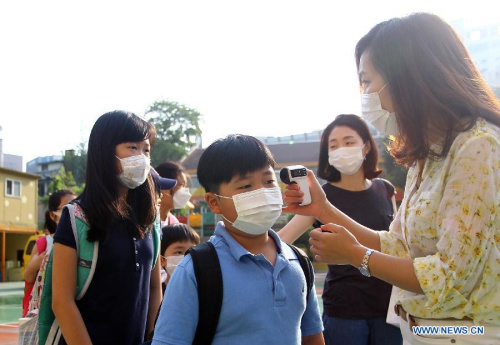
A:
[379,138,408,189]
[146,100,202,166]
[63,141,87,186]
[41,167,84,203]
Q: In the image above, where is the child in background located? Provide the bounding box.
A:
[160,223,200,294]
[155,161,192,227]
[22,189,76,317]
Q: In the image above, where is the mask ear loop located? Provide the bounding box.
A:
[362,142,368,160]
[212,194,235,225]
[213,193,232,200]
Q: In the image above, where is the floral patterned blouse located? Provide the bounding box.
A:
[379,118,500,324]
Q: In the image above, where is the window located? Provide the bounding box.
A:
[5,179,21,197]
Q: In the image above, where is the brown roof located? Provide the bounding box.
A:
[181,148,205,173]
[182,142,320,174]
[268,142,320,168]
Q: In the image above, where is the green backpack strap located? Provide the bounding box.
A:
[151,214,161,269]
[67,204,98,300]
[38,203,97,345]
[288,244,314,302]
[38,248,56,345]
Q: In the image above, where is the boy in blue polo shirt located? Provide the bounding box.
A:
[152,134,324,345]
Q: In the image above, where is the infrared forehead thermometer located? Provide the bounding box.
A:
[279,165,311,206]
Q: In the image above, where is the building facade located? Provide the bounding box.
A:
[0,167,39,282]
[26,155,64,197]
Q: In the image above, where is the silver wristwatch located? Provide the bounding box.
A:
[358,249,374,277]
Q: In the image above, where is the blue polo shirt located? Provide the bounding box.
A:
[152,221,323,345]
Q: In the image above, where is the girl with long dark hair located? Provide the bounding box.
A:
[52,111,164,344]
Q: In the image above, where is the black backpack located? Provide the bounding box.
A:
[188,241,314,345]
[144,241,314,345]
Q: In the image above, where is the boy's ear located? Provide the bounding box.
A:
[205,192,222,214]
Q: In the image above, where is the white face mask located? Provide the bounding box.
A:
[329,145,365,175]
[361,84,400,136]
[165,255,184,276]
[215,187,283,235]
[116,154,151,189]
[173,187,192,209]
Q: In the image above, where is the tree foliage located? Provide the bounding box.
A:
[63,142,87,187]
[146,100,202,166]
[379,138,408,189]
[40,167,84,203]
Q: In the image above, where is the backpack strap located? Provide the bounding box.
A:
[151,214,161,270]
[188,242,223,345]
[65,203,98,300]
[373,178,395,201]
[288,244,314,302]
[39,204,97,344]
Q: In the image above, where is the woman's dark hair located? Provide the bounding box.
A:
[197,134,276,193]
[44,189,76,234]
[78,110,157,241]
[160,223,200,255]
[317,114,382,182]
[355,12,500,167]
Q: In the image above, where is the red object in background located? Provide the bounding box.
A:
[177,216,188,224]
[395,188,405,202]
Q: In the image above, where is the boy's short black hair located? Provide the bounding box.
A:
[197,134,276,193]
[161,223,200,255]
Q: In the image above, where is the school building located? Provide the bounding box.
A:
[0,167,39,282]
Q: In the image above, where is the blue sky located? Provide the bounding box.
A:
[0,0,496,167]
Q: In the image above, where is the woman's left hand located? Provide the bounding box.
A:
[309,223,363,265]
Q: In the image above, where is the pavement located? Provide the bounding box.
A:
[0,323,17,345]
[0,281,23,345]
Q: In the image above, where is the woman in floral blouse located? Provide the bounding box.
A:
[284,13,500,344]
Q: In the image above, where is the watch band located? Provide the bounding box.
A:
[358,249,374,277]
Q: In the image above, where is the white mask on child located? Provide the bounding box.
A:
[215,187,283,235]
[361,84,400,136]
[328,145,365,175]
[116,154,151,189]
[166,255,184,276]
[173,187,192,209]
